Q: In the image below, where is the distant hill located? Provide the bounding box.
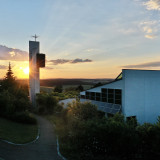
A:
[0,78,113,87]
[40,79,113,87]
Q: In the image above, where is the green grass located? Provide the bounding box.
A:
[0,117,38,144]
[62,85,92,90]
[40,86,54,93]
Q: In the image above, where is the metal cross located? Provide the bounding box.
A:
[32,34,39,41]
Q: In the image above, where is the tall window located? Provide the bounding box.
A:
[101,88,107,102]
[108,89,114,103]
[86,91,90,99]
[91,92,95,100]
[115,89,122,105]
[96,92,101,101]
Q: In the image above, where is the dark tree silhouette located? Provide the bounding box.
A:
[5,62,15,80]
[76,85,84,91]
[54,85,63,93]
[1,62,16,90]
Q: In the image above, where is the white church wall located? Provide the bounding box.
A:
[123,69,160,124]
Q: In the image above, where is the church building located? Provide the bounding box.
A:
[80,69,160,124]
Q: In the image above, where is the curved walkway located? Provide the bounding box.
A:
[59,98,76,108]
[0,116,62,160]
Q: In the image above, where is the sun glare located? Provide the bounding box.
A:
[23,67,29,75]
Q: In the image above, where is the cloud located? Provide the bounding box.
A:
[49,59,70,65]
[48,58,93,65]
[139,20,158,39]
[145,34,157,39]
[70,58,92,63]
[121,61,160,68]
[0,65,7,69]
[143,26,153,33]
[143,0,160,10]
[0,45,28,61]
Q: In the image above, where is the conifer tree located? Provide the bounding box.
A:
[1,62,16,90]
[5,62,15,80]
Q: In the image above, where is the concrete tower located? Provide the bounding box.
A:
[29,40,45,106]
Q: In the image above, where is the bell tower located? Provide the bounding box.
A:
[29,36,45,106]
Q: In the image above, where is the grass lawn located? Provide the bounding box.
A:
[0,117,38,144]
[40,86,54,93]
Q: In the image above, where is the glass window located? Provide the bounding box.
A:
[86,91,89,95]
[101,88,107,93]
[115,99,121,105]
[102,97,107,102]
[108,98,114,103]
[115,94,121,99]
[86,95,89,99]
[115,89,121,94]
[115,72,122,80]
[96,92,101,97]
[96,97,101,101]
[91,92,95,96]
[108,89,114,94]
[81,95,85,99]
[102,93,107,97]
[108,94,114,99]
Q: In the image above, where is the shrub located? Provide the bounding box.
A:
[55,101,160,159]
[67,101,103,121]
[36,93,58,114]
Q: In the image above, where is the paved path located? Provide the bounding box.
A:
[0,116,62,160]
[59,98,76,108]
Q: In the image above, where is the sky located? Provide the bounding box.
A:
[1,0,160,79]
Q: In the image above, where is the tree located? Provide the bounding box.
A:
[76,85,84,91]
[54,85,63,93]
[93,82,102,88]
[5,62,15,80]
[1,62,16,90]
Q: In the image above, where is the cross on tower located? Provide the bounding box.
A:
[32,34,39,41]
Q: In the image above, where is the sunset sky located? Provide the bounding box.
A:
[1,0,160,79]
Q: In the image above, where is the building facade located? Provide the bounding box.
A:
[80,69,160,124]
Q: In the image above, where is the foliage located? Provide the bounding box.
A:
[93,82,103,88]
[76,85,84,91]
[67,101,105,121]
[47,101,160,160]
[54,85,63,93]
[0,63,36,124]
[51,90,79,100]
[36,93,62,114]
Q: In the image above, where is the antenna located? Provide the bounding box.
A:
[32,34,39,41]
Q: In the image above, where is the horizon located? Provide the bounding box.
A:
[1,0,160,79]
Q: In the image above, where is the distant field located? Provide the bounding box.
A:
[62,85,92,90]
[40,86,54,93]
[40,85,93,93]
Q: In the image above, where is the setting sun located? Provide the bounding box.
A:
[23,67,29,75]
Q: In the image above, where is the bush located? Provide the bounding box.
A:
[36,93,58,114]
[54,85,63,93]
[54,101,160,159]
[67,101,104,121]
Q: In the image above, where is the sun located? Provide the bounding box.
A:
[23,67,29,75]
